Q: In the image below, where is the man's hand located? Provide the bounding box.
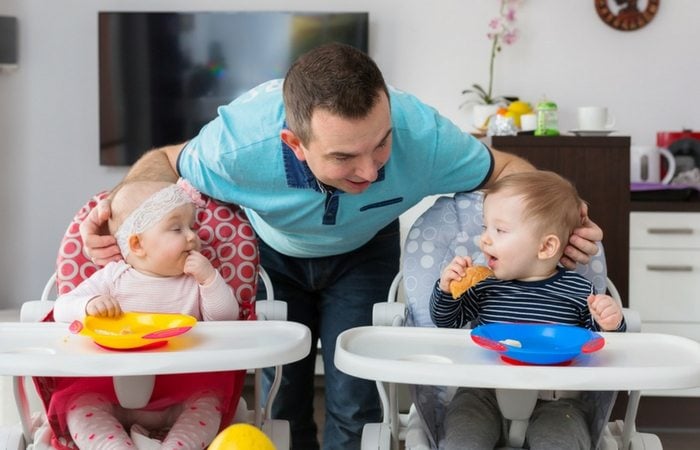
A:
[81,144,184,266]
[561,203,604,269]
[80,198,122,266]
[184,250,216,285]
[86,295,123,318]
[587,294,623,331]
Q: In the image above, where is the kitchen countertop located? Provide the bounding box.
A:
[630,182,700,212]
[631,199,700,212]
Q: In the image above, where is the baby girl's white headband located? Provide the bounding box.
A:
[115,178,205,257]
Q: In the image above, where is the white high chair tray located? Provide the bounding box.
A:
[0,320,311,376]
[335,326,700,391]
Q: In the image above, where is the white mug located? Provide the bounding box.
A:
[577,106,616,130]
[630,145,676,184]
[520,113,537,132]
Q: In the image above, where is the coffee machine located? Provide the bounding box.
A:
[657,130,700,176]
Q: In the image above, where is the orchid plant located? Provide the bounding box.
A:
[461,0,522,107]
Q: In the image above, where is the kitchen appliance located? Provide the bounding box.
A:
[630,145,676,184]
[657,130,700,176]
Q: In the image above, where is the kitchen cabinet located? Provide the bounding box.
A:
[624,202,700,420]
[491,135,631,303]
[629,199,700,344]
[629,212,700,341]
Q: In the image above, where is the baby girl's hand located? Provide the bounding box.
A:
[587,294,623,331]
[86,295,122,318]
[184,250,216,285]
[439,256,472,294]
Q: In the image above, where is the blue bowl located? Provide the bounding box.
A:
[470,323,604,365]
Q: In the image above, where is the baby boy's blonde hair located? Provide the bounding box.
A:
[483,171,585,253]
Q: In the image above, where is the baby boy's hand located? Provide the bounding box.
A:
[439,256,472,294]
[86,295,122,318]
[587,294,623,331]
[184,250,216,285]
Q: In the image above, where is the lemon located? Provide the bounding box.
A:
[504,101,533,128]
[507,101,533,115]
[209,424,276,450]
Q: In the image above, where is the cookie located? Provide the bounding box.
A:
[449,265,494,299]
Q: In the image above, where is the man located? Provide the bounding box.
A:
[83,43,602,449]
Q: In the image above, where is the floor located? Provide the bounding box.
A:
[2,308,699,449]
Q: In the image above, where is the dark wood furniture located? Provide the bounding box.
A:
[491,135,631,304]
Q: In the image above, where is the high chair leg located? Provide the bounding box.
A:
[12,376,33,446]
[261,420,291,450]
[0,425,24,450]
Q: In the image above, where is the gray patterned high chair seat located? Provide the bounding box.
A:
[401,191,614,449]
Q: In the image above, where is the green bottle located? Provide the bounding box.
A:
[534,101,560,136]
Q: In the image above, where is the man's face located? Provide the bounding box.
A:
[286,92,393,194]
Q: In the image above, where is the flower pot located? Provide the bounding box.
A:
[472,104,501,131]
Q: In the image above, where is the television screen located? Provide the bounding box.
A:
[98,11,369,165]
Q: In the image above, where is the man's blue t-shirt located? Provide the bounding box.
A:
[178,79,493,258]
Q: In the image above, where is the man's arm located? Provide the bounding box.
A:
[118,143,184,189]
[81,143,186,264]
[483,146,536,187]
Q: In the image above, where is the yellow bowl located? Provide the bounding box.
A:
[69,312,197,350]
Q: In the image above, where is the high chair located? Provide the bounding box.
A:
[340,191,700,450]
[0,192,307,450]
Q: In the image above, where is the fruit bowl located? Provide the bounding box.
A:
[470,323,604,365]
[69,312,197,350]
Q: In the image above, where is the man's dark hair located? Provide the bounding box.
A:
[283,43,389,145]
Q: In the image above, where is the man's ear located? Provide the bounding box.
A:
[280,129,306,161]
[128,234,146,257]
[538,234,561,260]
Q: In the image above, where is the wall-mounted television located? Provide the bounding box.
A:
[99,11,369,166]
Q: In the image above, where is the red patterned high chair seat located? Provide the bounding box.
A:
[37,191,259,449]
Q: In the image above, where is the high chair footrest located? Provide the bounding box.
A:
[629,432,662,450]
[604,421,663,450]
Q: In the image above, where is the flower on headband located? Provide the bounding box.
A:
[177,178,205,208]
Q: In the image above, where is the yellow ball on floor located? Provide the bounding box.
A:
[209,424,276,450]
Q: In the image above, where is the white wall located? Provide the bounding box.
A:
[0,0,698,308]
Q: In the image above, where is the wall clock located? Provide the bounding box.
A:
[595,0,660,31]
